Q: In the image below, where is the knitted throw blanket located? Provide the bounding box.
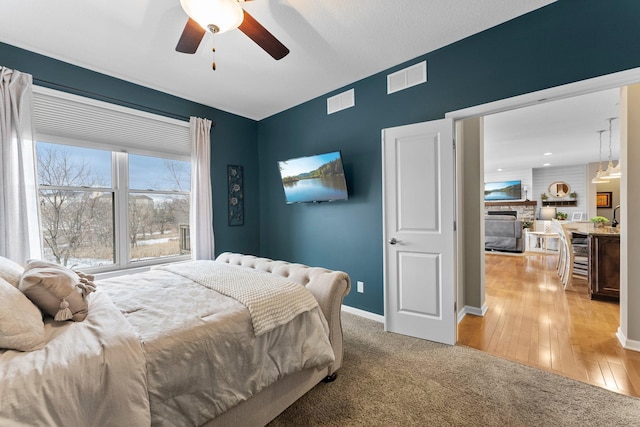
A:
[157,261,318,336]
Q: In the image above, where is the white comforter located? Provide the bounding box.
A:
[156,261,320,336]
[0,290,151,427]
[99,267,335,426]
[0,264,334,427]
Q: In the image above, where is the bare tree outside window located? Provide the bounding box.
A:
[128,154,191,262]
[37,142,191,270]
[163,159,190,191]
[37,144,113,267]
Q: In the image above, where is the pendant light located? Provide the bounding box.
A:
[592,129,610,184]
[603,117,621,179]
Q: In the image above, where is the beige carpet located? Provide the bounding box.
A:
[268,313,640,426]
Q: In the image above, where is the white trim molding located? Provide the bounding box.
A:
[342,305,384,323]
[447,67,640,121]
[457,304,488,324]
[617,327,640,353]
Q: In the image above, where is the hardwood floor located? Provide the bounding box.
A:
[458,251,640,398]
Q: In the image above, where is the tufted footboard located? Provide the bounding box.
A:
[204,253,351,427]
[215,252,351,375]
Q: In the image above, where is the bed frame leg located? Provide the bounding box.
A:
[322,373,338,383]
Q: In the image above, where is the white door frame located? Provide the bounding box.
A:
[446,68,640,122]
[445,66,640,349]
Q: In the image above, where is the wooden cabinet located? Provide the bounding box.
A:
[588,234,620,301]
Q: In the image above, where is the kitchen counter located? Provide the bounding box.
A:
[562,222,621,236]
[563,222,619,301]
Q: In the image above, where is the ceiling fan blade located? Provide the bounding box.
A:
[176,18,206,54]
[238,10,289,60]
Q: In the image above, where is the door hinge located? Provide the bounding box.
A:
[454,301,457,313]
[453,139,456,150]
[453,220,457,231]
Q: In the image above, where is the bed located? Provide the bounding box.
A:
[0,252,351,426]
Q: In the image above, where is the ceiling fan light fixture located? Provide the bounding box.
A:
[180,0,244,34]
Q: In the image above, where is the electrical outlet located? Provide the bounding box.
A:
[357,281,364,293]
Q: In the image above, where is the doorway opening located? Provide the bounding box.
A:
[448,67,640,397]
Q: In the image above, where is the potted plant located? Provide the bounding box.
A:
[569,192,577,199]
[556,211,568,220]
[522,221,533,229]
[590,216,609,228]
[541,193,548,201]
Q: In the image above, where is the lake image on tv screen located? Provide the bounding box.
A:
[484,180,521,201]
[278,152,348,203]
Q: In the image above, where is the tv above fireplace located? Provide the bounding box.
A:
[484,180,522,201]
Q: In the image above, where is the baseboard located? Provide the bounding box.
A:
[457,304,488,323]
[342,305,384,323]
[342,304,490,326]
[616,327,640,353]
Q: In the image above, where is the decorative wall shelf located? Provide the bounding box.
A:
[541,200,577,207]
[485,201,537,207]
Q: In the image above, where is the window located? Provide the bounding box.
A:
[36,142,191,271]
[127,154,191,263]
[32,86,192,272]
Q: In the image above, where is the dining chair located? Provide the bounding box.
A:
[550,219,565,276]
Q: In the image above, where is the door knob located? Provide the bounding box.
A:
[388,238,398,245]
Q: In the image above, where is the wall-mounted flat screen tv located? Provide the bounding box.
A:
[277,151,348,204]
[484,180,522,201]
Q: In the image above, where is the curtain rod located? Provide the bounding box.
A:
[33,78,216,126]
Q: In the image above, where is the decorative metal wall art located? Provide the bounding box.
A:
[228,165,244,226]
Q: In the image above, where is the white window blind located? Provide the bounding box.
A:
[32,86,190,158]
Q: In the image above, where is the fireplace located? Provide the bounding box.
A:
[484,201,536,220]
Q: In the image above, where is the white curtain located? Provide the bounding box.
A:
[0,67,42,264]
[189,116,214,260]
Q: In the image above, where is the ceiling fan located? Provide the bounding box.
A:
[175,0,289,66]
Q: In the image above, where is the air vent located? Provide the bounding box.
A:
[327,89,355,115]
[387,61,427,94]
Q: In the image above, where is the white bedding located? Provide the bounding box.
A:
[0,290,151,426]
[100,266,335,426]
[0,261,335,427]
[156,261,319,336]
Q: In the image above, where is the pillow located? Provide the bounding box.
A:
[0,277,46,351]
[19,260,95,322]
[0,255,24,288]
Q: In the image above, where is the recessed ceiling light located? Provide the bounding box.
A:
[497,168,503,172]
[544,152,552,156]
[543,163,551,166]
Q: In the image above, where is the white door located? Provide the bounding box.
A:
[382,118,456,345]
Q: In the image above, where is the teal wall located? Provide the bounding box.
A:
[4,1,640,315]
[257,0,640,314]
[0,42,261,257]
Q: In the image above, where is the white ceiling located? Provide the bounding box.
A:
[484,88,621,173]
[1,0,553,120]
[1,0,619,171]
